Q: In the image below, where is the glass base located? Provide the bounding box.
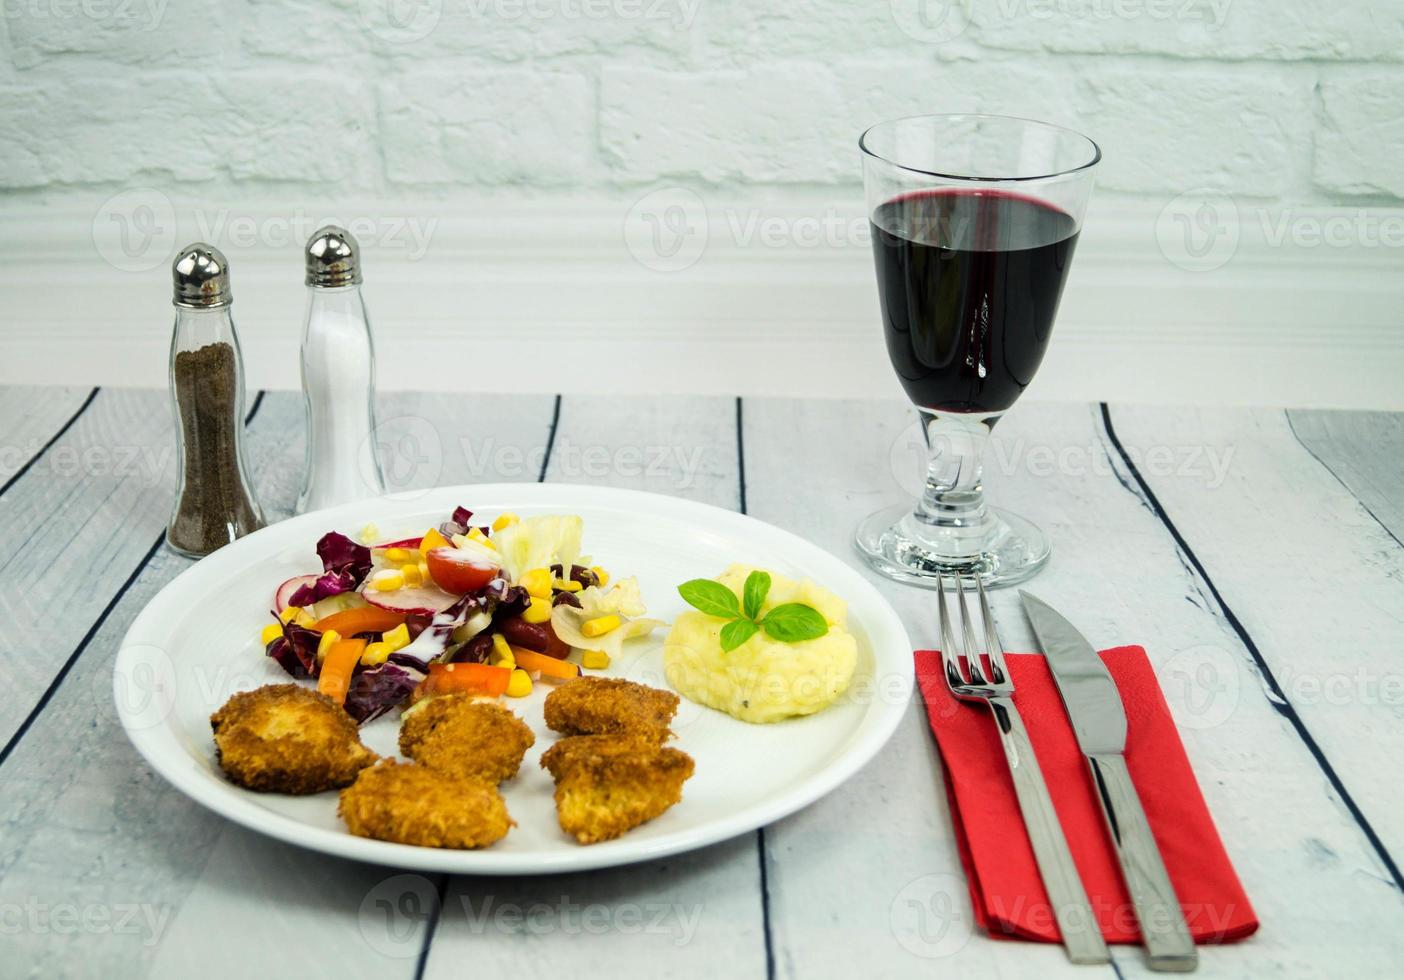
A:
[854,502,1051,589]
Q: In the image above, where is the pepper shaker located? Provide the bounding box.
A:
[167,244,265,557]
[296,226,386,514]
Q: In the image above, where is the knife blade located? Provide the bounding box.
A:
[1020,591,1199,973]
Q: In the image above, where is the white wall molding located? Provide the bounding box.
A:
[2,194,1401,409]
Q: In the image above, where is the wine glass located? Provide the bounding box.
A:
[855,114,1100,588]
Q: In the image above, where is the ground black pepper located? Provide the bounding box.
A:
[168,341,263,555]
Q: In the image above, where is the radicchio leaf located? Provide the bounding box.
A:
[265,622,321,678]
[395,592,487,663]
[316,532,372,582]
[343,663,421,724]
[439,505,475,539]
[286,568,358,607]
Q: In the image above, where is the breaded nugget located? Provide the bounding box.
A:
[540,735,694,844]
[542,677,679,742]
[210,683,378,795]
[338,760,512,849]
[398,695,535,783]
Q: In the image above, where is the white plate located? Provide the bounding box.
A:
[115,484,913,874]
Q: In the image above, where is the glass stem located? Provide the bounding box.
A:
[911,409,999,548]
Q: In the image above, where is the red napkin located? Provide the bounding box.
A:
[915,645,1258,945]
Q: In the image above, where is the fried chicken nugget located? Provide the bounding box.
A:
[540,735,694,844]
[542,677,679,742]
[398,695,535,783]
[210,683,378,795]
[338,760,513,849]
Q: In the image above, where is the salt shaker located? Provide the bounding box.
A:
[296,226,386,514]
[167,243,266,557]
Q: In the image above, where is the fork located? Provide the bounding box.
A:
[938,572,1109,965]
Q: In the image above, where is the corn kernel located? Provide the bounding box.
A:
[359,523,380,544]
[361,641,390,666]
[384,547,412,563]
[400,563,423,586]
[490,633,515,668]
[521,568,552,599]
[522,596,552,624]
[419,527,450,555]
[278,605,304,624]
[506,669,533,698]
[467,527,497,550]
[371,570,403,592]
[582,650,610,670]
[492,512,519,531]
[419,561,430,580]
[316,629,342,661]
[260,623,283,645]
[553,578,582,593]
[590,566,609,587]
[581,614,622,637]
[383,623,411,652]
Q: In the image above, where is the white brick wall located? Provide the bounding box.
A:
[1,0,1400,205]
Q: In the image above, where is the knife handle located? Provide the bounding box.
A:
[988,698,1109,965]
[1087,753,1198,972]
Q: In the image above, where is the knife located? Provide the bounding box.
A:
[1021,592,1198,973]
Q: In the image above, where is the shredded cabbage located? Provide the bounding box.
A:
[550,577,664,659]
[493,515,583,582]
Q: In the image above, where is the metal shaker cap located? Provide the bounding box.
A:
[172,243,232,308]
[305,225,363,287]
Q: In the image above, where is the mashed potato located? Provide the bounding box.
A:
[663,564,857,724]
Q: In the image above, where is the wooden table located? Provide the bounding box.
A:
[2,387,1401,979]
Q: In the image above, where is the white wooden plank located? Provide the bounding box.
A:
[0,385,94,488]
[1287,409,1404,544]
[422,394,771,980]
[1104,406,1404,864]
[0,387,177,749]
[0,391,556,979]
[742,398,1404,980]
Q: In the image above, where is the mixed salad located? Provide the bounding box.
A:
[261,506,662,723]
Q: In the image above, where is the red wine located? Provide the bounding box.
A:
[871,189,1078,414]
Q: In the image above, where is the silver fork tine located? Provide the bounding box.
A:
[936,573,966,688]
[954,575,988,685]
[974,574,1008,685]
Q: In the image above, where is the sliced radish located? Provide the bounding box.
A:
[274,575,319,613]
[372,536,423,551]
[363,583,461,616]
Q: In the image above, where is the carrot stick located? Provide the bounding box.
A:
[512,648,582,682]
[318,638,368,706]
[312,607,406,636]
[417,661,511,699]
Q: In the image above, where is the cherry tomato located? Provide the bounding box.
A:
[425,547,498,595]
